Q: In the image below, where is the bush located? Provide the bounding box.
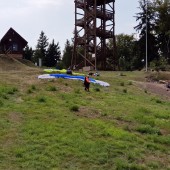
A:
[128,81,133,85]
[123,89,127,93]
[47,86,57,91]
[70,105,79,112]
[31,85,36,90]
[38,96,46,103]
[7,87,18,95]
[155,99,163,104]
[27,89,33,94]
[94,87,100,92]
[136,125,161,135]
[150,58,169,71]
[74,89,81,94]
[0,100,3,107]
[120,82,125,86]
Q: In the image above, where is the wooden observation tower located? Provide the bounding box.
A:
[72,0,116,70]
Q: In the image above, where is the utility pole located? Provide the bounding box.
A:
[145,0,148,72]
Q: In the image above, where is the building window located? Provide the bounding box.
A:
[13,43,18,51]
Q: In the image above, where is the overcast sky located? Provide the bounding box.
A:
[0,0,139,53]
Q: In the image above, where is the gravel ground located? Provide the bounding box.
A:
[136,81,170,100]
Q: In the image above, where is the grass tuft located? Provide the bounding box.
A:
[31,85,36,90]
[7,87,18,95]
[47,86,57,91]
[38,96,46,103]
[128,81,133,85]
[123,89,127,93]
[136,125,161,135]
[94,87,100,92]
[70,105,79,112]
[155,99,163,104]
[27,89,33,94]
[0,100,3,107]
[120,82,125,86]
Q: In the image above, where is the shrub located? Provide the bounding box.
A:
[2,94,9,99]
[31,85,36,90]
[70,105,79,112]
[27,89,33,94]
[155,99,163,104]
[123,89,127,93]
[75,89,81,94]
[47,86,57,91]
[136,125,161,135]
[0,100,3,107]
[128,81,133,85]
[120,82,125,86]
[94,87,100,92]
[38,96,46,103]
[8,87,18,95]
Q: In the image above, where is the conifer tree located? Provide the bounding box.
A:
[45,39,61,67]
[62,40,73,68]
[134,0,159,64]
[23,45,34,61]
[34,31,49,66]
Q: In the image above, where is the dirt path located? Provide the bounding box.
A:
[135,81,170,100]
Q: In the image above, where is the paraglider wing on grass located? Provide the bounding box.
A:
[38,74,110,87]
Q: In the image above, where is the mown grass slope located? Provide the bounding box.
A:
[0,69,170,170]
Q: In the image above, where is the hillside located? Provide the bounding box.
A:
[0,64,170,169]
[0,54,37,72]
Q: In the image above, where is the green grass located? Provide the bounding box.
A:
[0,71,170,170]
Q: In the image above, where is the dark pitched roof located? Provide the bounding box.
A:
[1,27,28,46]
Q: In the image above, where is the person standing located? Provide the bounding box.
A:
[84,76,90,91]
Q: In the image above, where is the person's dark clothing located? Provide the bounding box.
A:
[84,76,90,91]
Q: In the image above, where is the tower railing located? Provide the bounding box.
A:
[73,0,116,70]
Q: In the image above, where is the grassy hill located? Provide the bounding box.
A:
[0,54,38,72]
[0,59,170,170]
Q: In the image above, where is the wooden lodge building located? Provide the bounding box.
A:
[0,28,27,59]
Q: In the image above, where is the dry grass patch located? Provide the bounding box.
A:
[75,107,102,119]
[8,112,22,124]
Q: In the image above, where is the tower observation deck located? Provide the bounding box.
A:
[72,0,116,70]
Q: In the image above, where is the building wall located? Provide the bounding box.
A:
[0,28,27,59]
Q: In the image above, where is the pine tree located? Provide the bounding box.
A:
[155,0,170,63]
[23,45,34,61]
[134,0,159,64]
[45,39,61,67]
[34,31,49,66]
[62,40,73,68]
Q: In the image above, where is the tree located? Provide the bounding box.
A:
[134,0,159,65]
[34,31,49,66]
[107,34,139,70]
[45,39,61,67]
[155,0,170,63]
[23,45,34,61]
[62,40,73,68]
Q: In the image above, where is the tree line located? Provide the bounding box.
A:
[24,31,61,67]
[108,0,170,71]
[24,0,170,71]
